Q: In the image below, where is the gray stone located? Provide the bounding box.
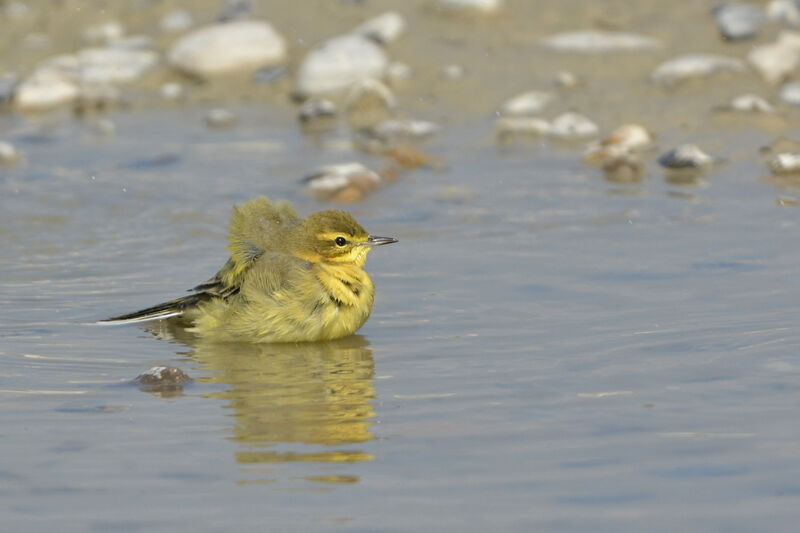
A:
[658,144,714,169]
[435,0,504,13]
[550,112,598,139]
[748,31,800,84]
[499,90,554,116]
[713,3,764,40]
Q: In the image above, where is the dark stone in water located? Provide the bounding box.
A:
[135,366,192,396]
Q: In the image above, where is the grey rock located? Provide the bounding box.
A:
[727,93,775,112]
[435,0,504,13]
[766,0,800,25]
[550,112,599,139]
[658,144,714,169]
[298,98,337,122]
[769,152,800,173]
[713,3,764,40]
[499,90,554,116]
[495,116,551,137]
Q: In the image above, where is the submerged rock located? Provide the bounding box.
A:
[541,31,660,52]
[650,53,746,85]
[135,366,192,396]
[296,34,388,96]
[747,31,800,84]
[303,162,382,202]
[168,20,287,79]
[713,3,764,41]
[354,11,406,44]
[499,90,554,116]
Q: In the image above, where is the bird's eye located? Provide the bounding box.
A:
[335,236,347,246]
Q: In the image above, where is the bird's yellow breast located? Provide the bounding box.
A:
[187,261,375,343]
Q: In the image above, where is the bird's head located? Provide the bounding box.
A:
[299,210,397,266]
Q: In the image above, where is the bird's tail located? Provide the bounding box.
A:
[97,294,207,325]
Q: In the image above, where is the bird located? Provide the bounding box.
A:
[100,196,397,343]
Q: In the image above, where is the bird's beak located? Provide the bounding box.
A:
[363,235,398,246]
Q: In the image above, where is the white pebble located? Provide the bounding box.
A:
[550,112,598,139]
[161,9,194,33]
[296,34,388,96]
[541,31,660,53]
[728,93,775,112]
[495,116,551,137]
[499,90,554,116]
[583,124,653,165]
[298,99,337,122]
[0,141,21,165]
[441,64,466,79]
[435,0,504,13]
[770,153,800,174]
[83,21,124,44]
[713,3,764,41]
[159,82,184,100]
[650,53,746,85]
[168,20,287,79]
[372,119,440,140]
[13,67,80,110]
[354,11,406,44]
[780,81,800,105]
[767,0,800,25]
[747,31,800,84]
[303,162,382,198]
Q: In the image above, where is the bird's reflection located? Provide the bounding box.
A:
[145,322,376,468]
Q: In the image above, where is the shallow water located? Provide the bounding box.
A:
[4,1,800,532]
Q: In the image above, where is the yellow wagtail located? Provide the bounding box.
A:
[101,196,397,342]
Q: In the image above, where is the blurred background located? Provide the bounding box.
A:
[2,1,800,531]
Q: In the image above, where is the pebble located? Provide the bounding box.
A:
[386,62,412,84]
[83,21,124,44]
[541,30,660,53]
[0,73,18,105]
[77,45,158,84]
[159,82,184,100]
[0,141,21,165]
[434,0,504,13]
[727,93,775,112]
[650,53,746,85]
[371,119,440,141]
[779,80,800,105]
[252,65,289,85]
[168,20,287,79]
[499,90,554,116]
[583,124,653,166]
[769,153,800,173]
[135,366,192,395]
[495,116,551,137]
[13,67,80,110]
[298,98,338,123]
[658,144,714,170]
[766,0,800,25]
[354,11,406,45]
[554,70,580,88]
[747,31,800,84]
[303,162,382,202]
[160,9,194,33]
[550,112,599,139]
[217,0,253,22]
[345,78,396,113]
[205,108,237,129]
[713,3,764,41]
[296,34,388,96]
[441,64,466,80]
